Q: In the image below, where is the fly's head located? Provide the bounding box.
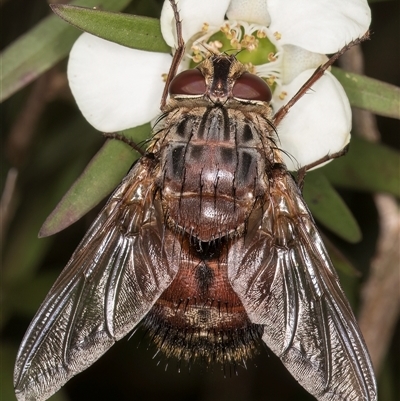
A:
[167,55,272,110]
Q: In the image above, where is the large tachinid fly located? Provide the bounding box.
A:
[14,3,377,401]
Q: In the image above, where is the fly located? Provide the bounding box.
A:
[14,2,376,401]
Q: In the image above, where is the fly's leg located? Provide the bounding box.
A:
[104,2,185,159]
[103,132,145,156]
[296,145,349,191]
[272,32,370,127]
[160,0,186,110]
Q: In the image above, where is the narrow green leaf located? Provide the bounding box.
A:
[323,235,361,306]
[39,124,151,237]
[332,67,400,119]
[1,0,132,102]
[0,345,20,401]
[303,170,362,243]
[51,5,170,53]
[2,159,85,284]
[324,236,360,278]
[323,136,400,196]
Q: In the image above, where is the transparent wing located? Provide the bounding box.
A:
[14,160,179,401]
[228,166,377,401]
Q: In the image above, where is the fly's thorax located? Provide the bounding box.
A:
[152,104,276,242]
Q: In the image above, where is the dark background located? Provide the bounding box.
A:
[1,1,399,400]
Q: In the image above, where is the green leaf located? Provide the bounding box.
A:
[2,157,88,284]
[1,0,132,102]
[332,67,400,119]
[324,235,360,277]
[0,344,20,401]
[303,170,362,243]
[323,234,361,307]
[39,124,151,237]
[51,5,170,53]
[323,136,400,196]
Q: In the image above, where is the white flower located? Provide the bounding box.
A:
[68,0,370,170]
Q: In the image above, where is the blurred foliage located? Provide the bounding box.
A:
[1,1,399,401]
[1,0,133,102]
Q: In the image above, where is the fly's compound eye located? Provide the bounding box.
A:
[169,69,206,96]
[232,72,272,102]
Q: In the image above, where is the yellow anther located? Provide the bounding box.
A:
[226,30,235,40]
[273,31,282,40]
[266,75,276,86]
[268,52,277,62]
[192,54,203,63]
[220,23,231,34]
[243,63,256,74]
[256,30,267,39]
[247,40,259,52]
[230,38,241,50]
[206,40,223,53]
[245,34,256,44]
[279,91,288,100]
[202,22,209,32]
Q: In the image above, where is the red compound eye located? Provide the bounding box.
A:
[232,72,272,102]
[169,69,206,96]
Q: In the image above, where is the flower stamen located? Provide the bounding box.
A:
[256,29,267,39]
[207,40,223,53]
[230,38,241,50]
[240,34,259,51]
[187,20,283,91]
[243,62,256,74]
[266,75,276,86]
[268,52,277,62]
[278,91,288,100]
[273,31,282,40]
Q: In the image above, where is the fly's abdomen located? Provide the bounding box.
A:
[143,236,263,365]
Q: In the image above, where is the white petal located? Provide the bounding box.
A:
[281,45,328,85]
[226,0,271,25]
[68,33,172,132]
[273,69,351,171]
[160,0,230,47]
[267,0,371,53]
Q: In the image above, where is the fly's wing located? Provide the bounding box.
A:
[228,166,377,401]
[14,159,179,401]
